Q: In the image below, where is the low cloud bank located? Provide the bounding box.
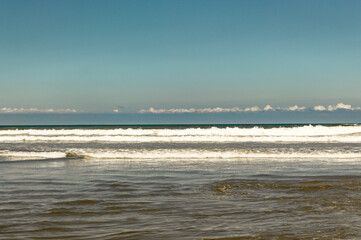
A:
[0,107,77,113]
[139,103,360,114]
[2,103,359,114]
[313,103,361,111]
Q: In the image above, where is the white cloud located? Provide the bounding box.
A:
[139,106,265,113]
[0,107,77,113]
[313,105,327,111]
[198,107,238,113]
[327,103,354,111]
[264,105,274,111]
[281,105,307,111]
[138,103,361,114]
[314,103,361,111]
[138,105,305,113]
[244,106,261,112]
[138,107,197,113]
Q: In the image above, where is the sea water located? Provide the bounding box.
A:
[0,124,360,239]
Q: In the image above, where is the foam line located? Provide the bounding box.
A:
[0,125,360,143]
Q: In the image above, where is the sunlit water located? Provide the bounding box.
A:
[0,125,360,239]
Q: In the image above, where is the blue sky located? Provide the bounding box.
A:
[0,0,360,113]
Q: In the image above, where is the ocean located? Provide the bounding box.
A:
[0,124,360,239]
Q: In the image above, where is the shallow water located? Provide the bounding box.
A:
[1,158,360,239]
[0,125,360,239]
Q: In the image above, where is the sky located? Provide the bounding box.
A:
[0,0,360,117]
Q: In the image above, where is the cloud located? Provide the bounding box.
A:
[138,105,307,113]
[244,106,262,112]
[263,105,274,111]
[280,105,307,111]
[0,107,77,113]
[139,103,361,114]
[139,107,259,114]
[314,103,361,111]
[313,105,327,111]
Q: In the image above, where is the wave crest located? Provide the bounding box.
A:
[0,125,361,143]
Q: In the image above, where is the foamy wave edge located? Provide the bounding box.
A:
[1,149,361,161]
[0,125,361,143]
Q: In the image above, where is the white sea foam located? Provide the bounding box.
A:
[0,150,65,159]
[1,149,361,161]
[0,125,361,143]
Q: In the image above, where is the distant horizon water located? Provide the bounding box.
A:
[1,111,361,126]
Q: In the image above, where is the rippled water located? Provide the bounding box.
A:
[0,125,360,239]
[1,159,360,239]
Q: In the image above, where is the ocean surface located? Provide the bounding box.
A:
[0,124,360,239]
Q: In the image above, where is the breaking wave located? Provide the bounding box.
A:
[0,125,361,143]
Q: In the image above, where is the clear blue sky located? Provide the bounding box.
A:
[1,0,360,112]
